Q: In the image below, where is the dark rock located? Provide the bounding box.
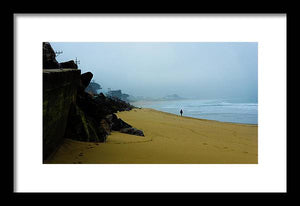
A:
[77,92,109,121]
[94,94,134,113]
[100,119,111,135]
[59,60,78,69]
[120,127,145,136]
[64,103,107,142]
[43,65,146,160]
[80,72,93,89]
[61,70,139,143]
[43,69,81,160]
[43,42,60,69]
[105,114,118,124]
[105,114,132,131]
[43,42,78,70]
[97,93,106,101]
[112,118,132,131]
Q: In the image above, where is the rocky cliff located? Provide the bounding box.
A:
[43,42,144,161]
[43,69,81,160]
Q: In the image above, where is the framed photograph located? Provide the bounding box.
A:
[13,13,288,194]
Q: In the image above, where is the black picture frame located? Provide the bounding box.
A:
[9,7,291,199]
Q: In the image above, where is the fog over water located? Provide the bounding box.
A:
[51,42,258,102]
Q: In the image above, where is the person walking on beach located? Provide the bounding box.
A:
[180,109,183,116]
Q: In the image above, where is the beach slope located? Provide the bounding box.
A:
[46,108,258,164]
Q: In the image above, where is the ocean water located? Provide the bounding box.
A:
[132,99,258,124]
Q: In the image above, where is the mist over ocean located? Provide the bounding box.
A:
[51,42,258,124]
[132,98,258,124]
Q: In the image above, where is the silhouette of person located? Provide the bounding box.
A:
[180,109,183,116]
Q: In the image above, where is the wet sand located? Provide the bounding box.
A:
[46,108,258,164]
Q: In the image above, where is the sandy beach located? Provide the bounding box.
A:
[46,108,258,164]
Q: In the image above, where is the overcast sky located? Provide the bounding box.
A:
[50,42,258,102]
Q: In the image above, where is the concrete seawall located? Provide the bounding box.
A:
[43,69,81,160]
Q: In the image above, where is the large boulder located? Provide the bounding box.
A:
[64,104,107,142]
[43,42,60,69]
[62,70,143,143]
[80,72,93,89]
[112,118,132,131]
[105,114,132,131]
[120,127,145,136]
[59,60,78,69]
[77,91,108,121]
[94,94,134,113]
[105,114,118,126]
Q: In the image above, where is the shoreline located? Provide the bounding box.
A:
[131,99,258,125]
[136,107,258,126]
[46,108,258,164]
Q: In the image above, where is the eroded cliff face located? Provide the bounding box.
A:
[43,69,81,160]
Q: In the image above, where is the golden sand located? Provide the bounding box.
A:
[46,108,258,164]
